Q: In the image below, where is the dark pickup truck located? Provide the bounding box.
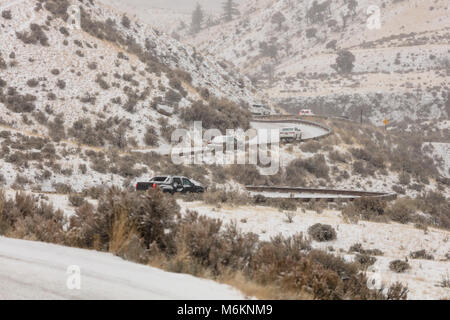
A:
[136,176,206,194]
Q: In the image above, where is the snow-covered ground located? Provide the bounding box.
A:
[0,237,245,300]
[179,201,450,300]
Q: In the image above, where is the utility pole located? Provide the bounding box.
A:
[360,109,363,124]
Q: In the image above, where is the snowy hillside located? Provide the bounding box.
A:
[0,0,256,136]
[0,0,448,302]
[0,236,245,300]
[0,0,258,192]
[184,0,449,127]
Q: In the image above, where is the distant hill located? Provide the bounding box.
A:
[183,0,450,129]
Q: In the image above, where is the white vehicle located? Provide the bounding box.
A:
[299,109,314,116]
[206,135,238,151]
[251,104,271,116]
[280,127,302,143]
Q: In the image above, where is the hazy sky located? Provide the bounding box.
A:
[114,0,225,13]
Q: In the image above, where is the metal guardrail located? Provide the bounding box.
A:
[255,114,354,122]
[246,185,397,202]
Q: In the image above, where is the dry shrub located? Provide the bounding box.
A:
[224,165,267,186]
[277,199,297,212]
[173,69,193,84]
[81,186,105,199]
[2,10,12,20]
[165,89,182,106]
[203,189,250,207]
[409,250,434,260]
[329,150,348,163]
[307,199,328,214]
[398,171,411,186]
[308,250,358,277]
[107,208,147,263]
[181,98,251,133]
[385,199,415,224]
[43,0,71,17]
[253,194,267,205]
[308,223,337,242]
[0,87,36,113]
[439,274,450,288]
[47,114,66,142]
[172,212,259,276]
[349,243,383,256]
[389,260,410,273]
[53,183,72,194]
[0,191,66,243]
[144,126,159,146]
[343,197,386,221]
[284,211,295,223]
[416,192,450,229]
[69,194,85,207]
[68,188,179,254]
[355,254,376,269]
[16,23,49,46]
[386,282,408,300]
[249,240,383,300]
[285,154,329,182]
[301,141,322,153]
[27,78,39,87]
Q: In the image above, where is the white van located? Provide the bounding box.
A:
[280,127,302,142]
[206,135,238,151]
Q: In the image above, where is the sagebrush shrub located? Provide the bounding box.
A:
[386,282,408,300]
[409,250,434,260]
[144,126,159,146]
[0,88,36,113]
[69,194,85,207]
[308,223,337,242]
[349,243,383,256]
[16,24,49,46]
[181,98,251,133]
[0,191,66,243]
[69,188,179,252]
[355,254,376,269]
[285,154,329,182]
[343,197,386,221]
[389,260,410,273]
[385,199,414,224]
[1,10,12,20]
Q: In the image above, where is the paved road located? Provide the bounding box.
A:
[0,237,244,300]
[131,119,331,157]
[250,121,329,140]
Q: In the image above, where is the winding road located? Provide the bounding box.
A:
[250,118,331,140]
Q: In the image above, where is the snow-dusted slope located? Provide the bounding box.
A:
[0,0,256,143]
[0,236,245,300]
[184,0,450,126]
[179,200,450,300]
[0,0,258,192]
